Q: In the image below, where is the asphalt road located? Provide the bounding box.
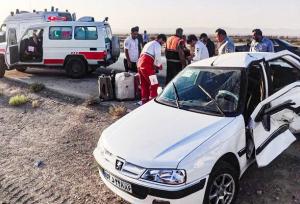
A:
[3,53,167,99]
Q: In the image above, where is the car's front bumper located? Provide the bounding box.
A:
[94,147,208,204]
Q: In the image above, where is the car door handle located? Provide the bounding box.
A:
[90,48,97,51]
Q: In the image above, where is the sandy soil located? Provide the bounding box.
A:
[0,79,299,204]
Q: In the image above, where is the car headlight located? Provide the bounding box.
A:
[141,169,186,185]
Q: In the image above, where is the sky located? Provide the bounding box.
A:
[0,0,300,36]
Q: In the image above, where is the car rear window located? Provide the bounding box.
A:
[74,26,98,40]
[49,26,72,40]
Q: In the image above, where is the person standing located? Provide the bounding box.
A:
[165,28,187,84]
[124,27,139,72]
[187,34,209,61]
[200,33,215,57]
[143,30,149,46]
[135,26,144,54]
[250,29,274,52]
[215,28,235,55]
[137,34,167,104]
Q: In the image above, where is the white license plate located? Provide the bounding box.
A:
[103,170,132,194]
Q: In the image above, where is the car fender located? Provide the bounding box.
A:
[177,115,247,184]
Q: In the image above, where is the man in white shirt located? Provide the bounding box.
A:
[137,34,167,104]
[124,27,139,72]
[187,34,209,62]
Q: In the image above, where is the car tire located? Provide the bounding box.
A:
[65,57,87,78]
[16,67,27,72]
[203,161,239,204]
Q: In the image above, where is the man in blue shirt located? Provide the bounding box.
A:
[250,29,274,52]
[215,28,235,55]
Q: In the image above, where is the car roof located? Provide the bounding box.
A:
[190,51,297,68]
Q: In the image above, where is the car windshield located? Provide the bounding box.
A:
[156,67,243,116]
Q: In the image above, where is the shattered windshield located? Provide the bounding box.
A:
[156,67,243,116]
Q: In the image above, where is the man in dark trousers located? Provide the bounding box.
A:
[165,28,186,85]
[135,26,144,54]
[200,33,215,57]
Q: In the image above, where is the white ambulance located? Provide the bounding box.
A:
[0,10,120,78]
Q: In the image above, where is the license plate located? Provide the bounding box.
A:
[103,170,132,194]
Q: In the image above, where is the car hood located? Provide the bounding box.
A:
[100,101,234,168]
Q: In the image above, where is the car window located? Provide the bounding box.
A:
[74,26,98,40]
[49,26,72,40]
[269,58,300,92]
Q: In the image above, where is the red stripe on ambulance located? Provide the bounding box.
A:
[79,52,106,60]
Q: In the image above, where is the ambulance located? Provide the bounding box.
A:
[0,9,120,78]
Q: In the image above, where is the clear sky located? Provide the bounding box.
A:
[1,0,300,35]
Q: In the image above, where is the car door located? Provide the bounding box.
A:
[250,82,300,167]
[5,28,19,66]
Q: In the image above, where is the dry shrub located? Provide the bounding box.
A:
[109,104,127,119]
[29,83,45,93]
[9,95,28,106]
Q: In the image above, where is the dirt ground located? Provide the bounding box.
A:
[0,79,299,204]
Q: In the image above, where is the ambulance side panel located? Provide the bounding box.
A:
[42,25,106,66]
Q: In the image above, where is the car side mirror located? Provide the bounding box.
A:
[0,31,6,43]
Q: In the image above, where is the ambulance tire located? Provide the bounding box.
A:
[65,57,87,78]
[16,67,27,72]
[111,36,120,59]
[0,57,5,78]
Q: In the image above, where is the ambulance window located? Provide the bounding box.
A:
[74,26,98,40]
[105,26,112,39]
[58,13,72,21]
[8,28,17,46]
[49,26,72,40]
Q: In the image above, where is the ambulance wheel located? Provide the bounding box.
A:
[0,57,5,78]
[0,67,4,78]
[16,67,27,72]
[65,57,87,78]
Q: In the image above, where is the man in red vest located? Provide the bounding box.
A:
[137,34,167,104]
[165,28,187,84]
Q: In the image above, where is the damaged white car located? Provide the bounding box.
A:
[94,51,300,204]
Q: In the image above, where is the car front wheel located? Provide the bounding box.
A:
[203,161,239,204]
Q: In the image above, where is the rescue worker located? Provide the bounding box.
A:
[187,34,209,62]
[200,33,215,57]
[215,28,235,55]
[250,29,274,52]
[124,27,139,72]
[165,28,187,84]
[137,34,167,104]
